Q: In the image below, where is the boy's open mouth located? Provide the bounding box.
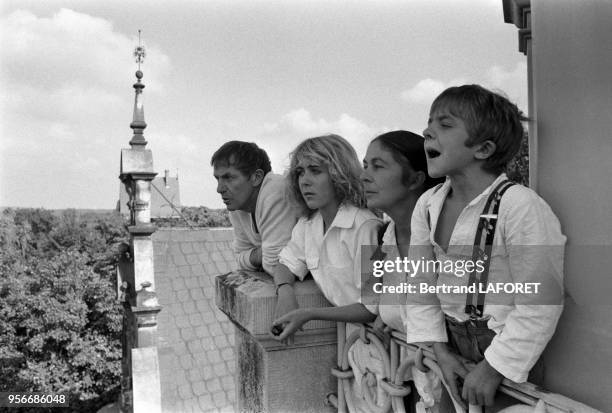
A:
[426,148,441,159]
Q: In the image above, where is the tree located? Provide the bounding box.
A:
[0,209,127,412]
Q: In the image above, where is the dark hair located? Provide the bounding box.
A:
[372,130,445,190]
[210,141,271,176]
[287,134,366,218]
[430,84,527,174]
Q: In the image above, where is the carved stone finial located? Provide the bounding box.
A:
[130,30,147,148]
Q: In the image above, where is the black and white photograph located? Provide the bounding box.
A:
[1,0,610,412]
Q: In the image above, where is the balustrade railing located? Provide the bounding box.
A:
[328,323,601,413]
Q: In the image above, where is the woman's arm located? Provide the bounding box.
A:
[271,263,299,320]
[271,303,376,341]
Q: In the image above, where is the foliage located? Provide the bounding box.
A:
[506,132,530,187]
[153,206,231,228]
[0,209,128,412]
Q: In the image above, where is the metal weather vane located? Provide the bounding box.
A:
[133,29,146,70]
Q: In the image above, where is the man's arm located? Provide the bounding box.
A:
[256,176,298,274]
[229,211,259,271]
[249,246,262,268]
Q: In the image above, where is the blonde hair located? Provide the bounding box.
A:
[287,134,366,217]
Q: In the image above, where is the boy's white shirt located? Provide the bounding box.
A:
[405,173,566,383]
[229,173,298,274]
[278,203,381,314]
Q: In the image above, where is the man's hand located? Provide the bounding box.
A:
[249,247,262,268]
[271,308,311,342]
[461,358,504,406]
[432,343,469,410]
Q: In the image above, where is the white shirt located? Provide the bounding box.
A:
[278,203,382,314]
[406,174,566,382]
[376,220,407,332]
[230,173,299,274]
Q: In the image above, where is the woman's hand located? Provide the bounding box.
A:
[274,284,298,319]
[271,308,311,342]
[370,315,391,348]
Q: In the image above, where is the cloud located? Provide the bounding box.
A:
[257,109,384,174]
[400,62,527,111]
[484,62,528,111]
[0,8,171,208]
[1,9,169,93]
[400,78,466,104]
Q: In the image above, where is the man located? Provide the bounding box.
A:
[211,141,298,274]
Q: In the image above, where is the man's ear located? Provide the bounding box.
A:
[474,140,497,160]
[407,170,426,191]
[250,169,265,187]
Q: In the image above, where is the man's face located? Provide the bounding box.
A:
[213,163,257,212]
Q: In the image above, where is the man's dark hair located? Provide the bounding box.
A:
[210,141,272,176]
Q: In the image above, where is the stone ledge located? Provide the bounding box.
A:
[215,270,336,344]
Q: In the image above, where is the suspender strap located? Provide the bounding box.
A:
[464,179,515,318]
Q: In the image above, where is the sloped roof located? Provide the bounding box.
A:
[153,228,237,412]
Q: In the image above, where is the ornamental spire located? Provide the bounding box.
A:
[130,30,147,148]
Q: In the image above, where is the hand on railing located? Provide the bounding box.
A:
[271,308,308,344]
[369,316,392,349]
[271,285,299,344]
[432,342,470,410]
[431,342,504,411]
[460,359,504,407]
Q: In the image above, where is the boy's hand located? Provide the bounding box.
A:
[271,308,310,342]
[432,343,468,410]
[461,358,503,406]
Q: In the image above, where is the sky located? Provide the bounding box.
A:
[0,0,527,209]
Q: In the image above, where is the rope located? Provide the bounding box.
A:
[150,182,195,229]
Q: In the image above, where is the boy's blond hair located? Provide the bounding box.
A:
[431,84,527,174]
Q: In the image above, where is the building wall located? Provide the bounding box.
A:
[531,1,612,410]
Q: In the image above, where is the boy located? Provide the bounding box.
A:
[211,141,298,275]
[406,85,565,408]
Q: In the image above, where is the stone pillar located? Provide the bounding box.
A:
[216,271,337,413]
[117,58,163,413]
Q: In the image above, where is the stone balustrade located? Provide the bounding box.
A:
[216,270,337,413]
